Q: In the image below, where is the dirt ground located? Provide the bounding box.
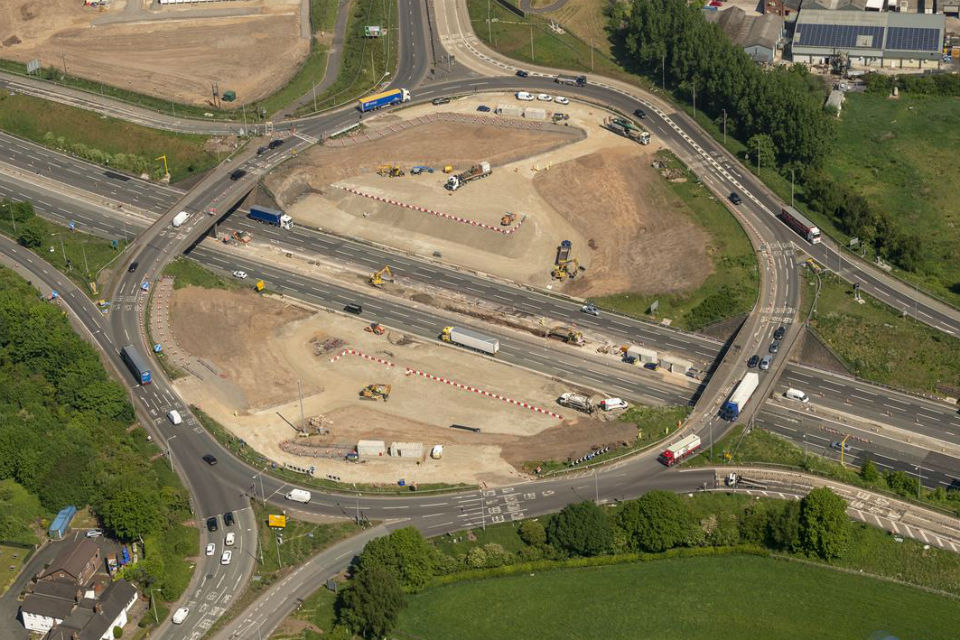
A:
[269,94,699,295]
[169,286,636,485]
[0,0,305,105]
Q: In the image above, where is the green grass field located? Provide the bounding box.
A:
[0,92,217,183]
[596,151,759,330]
[396,554,959,640]
[803,270,960,395]
[0,544,31,595]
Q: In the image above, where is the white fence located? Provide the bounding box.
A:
[158,0,246,5]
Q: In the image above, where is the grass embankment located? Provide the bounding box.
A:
[295,0,399,117]
[0,200,126,296]
[395,554,959,640]
[192,407,472,495]
[523,405,692,474]
[802,269,960,396]
[596,150,758,330]
[206,503,360,638]
[0,92,218,183]
[163,257,246,291]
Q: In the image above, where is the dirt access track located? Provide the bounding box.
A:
[167,286,638,486]
[266,93,713,298]
[0,0,306,106]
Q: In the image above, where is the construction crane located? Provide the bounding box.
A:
[369,265,394,287]
[359,384,391,401]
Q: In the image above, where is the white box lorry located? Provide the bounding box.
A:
[172,211,190,228]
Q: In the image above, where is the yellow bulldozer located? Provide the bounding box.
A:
[547,326,585,346]
[500,212,517,226]
[360,384,391,401]
[369,265,394,287]
[377,164,405,178]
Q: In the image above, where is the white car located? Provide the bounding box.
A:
[220,550,232,565]
[167,410,182,425]
[225,532,235,546]
[85,529,103,538]
[600,398,629,411]
[580,304,600,317]
[555,96,569,105]
[515,91,534,101]
[172,608,190,625]
[205,543,216,556]
[232,270,247,279]
[537,93,553,102]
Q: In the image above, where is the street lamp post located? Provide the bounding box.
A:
[790,168,795,207]
[722,109,727,145]
[150,589,159,624]
[593,468,599,504]
[915,464,923,499]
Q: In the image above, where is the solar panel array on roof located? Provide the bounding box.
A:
[886,26,941,52]
[795,23,884,49]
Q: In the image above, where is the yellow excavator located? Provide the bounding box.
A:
[552,258,580,280]
[369,265,394,287]
[360,384,391,401]
[377,164,405,177]
[547,326,585,346]
[500,212,517,226]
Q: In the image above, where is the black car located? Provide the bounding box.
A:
[769,341,780,354]
[206,517,219,532]
[516,69,529,78]
[268,139,285,149]
[128,261,139,273]
[432,97,451,105]
[773,326,786,340]
[230,169,247,181]
[202,454,218,465]
[223,511,235,527]
[729,192,742,205]
[476,105,491,112]
[634,108,646,119]
[344,303,362,314]
[747,355,760,368]
[256,146,268,156]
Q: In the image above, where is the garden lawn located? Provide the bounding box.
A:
[396,554,959,640]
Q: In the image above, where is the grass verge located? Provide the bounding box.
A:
[204,502,360,639]
[0,200,126,296]
[395,553,959,639]
[0,92,218,183]
[802,269,960,396]
[192,407,473,495]
[295,0,399,116]
[163,257,246,291]
[0,544,31,595]
[595,150,759,330]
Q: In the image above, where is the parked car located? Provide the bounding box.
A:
[476,105,491,112]
[729,192,742,205]
[205,543,216,556]
[256,146,268,156]
[223,512,235,527]
[769,341,780,354]
[206,517,218,532]
[220,550,232,565]
[128,262,139,273]
[225,532,236,546]
[85,529,103,538]
[229,169,247,181]
[600,398,629,411]
[232,270,248,279]
[747,355,760,368]
[268,139,285,149]
[759,355,772,371]
[536,93,553,102]
[774,325,786,340]
[515,91,535,101]
[202,454,218,465]
[555,96,569,105]
[515,69,529,78]
[580,304,600,317]
[431,97,451,105]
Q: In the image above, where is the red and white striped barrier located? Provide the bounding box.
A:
[329,349,396,367]
[335,185,525,235]
[404,368,562,419]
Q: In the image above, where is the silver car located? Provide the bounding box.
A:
[759,355,772,370]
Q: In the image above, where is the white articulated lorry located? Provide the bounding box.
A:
[440,326,500,355]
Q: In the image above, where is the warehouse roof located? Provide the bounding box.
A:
[792,9,944,57]
[710,8,783,52]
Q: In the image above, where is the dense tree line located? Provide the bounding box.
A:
[611,0,834,167]
[0,262,194,599]
[864,72,960,96]
[336,489,850,637]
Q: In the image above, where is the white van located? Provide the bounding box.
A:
[515,91,535,101]
[785,388,809,403]
[285,489,312,503]
[172,607,190,625]
[167,410,183,425]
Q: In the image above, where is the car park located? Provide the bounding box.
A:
[769,341,780,354]
[432,97,451,105]
[729,192,742,205]
[206,517,218,532]
[225,532,236,546]
[537,93,553,102]
[581,304,599,317]
[476,105,491,112]
[205,543,216,556]
[268,139,284,149]
[202,454,218,465]
[774,326,786,340]
[172,608,190,625]
[515,91,534,101]
[220,550,232,565]
[747,355,760,368]
[232,270,247,279]
[555,96,569,105]
[516,69,529,77]
[85,529,103,538]
[229,169,247,181]
[759,355,772,370]
[223,511,235,527]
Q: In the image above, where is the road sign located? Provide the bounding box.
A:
[364,25,382,37]
[26,58,40,74]
[268,514,286,529]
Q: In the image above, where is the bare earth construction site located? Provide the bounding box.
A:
[166,95,714,486]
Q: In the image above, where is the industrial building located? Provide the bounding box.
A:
[790,9,946,68]
[709,7,785,63]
